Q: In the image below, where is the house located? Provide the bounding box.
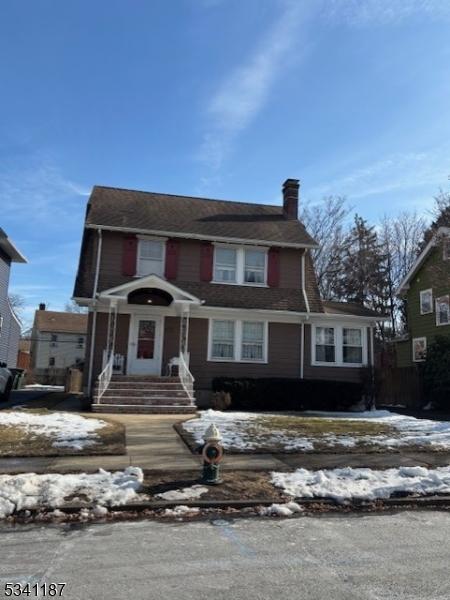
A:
[17,337,31,371]
[73,178,382,413]
[0,228,27,368]
[396,226,450,365]
[29,305,88,384]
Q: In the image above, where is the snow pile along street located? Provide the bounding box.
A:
[271,466,450,503]
[155,485,209,501]
[0,467,144,519]
[0,411,107,450]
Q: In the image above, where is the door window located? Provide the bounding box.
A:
[137,320,155,359]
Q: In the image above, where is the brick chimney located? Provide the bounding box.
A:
[282,178,300,220]
[38,303,46,311]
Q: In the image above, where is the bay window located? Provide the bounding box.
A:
[137,238,165,276]
[313,324,367,366]
[213,245,267,286]
[209,319,267,362]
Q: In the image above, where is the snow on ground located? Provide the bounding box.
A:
[155,484,209,501]
[0,411,107,450]
[183,409,450,452]
[260,501,303,517]
[0,467,144,519]
[24,384,65,391]
[162,505,200,517]
[272,466,450,503]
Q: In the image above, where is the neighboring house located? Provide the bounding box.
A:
[30,305,88,384]
[0,228,27,368]
[396,227,450,366]
[73,178,384,412]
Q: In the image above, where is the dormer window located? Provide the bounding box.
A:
[213,245,267,286]
[137,238,165,277]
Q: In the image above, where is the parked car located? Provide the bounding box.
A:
[0,362,13,401]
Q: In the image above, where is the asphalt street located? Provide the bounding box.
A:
[1,511,449,599]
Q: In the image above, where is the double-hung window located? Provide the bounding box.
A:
[213,245,267,286]
[138,238,165,277]
[436,295,450,326]
[443,239,450,261]
[342,328,363,364]
[244,250,265,284]
[214,248,237,283]
[313,325,366,366]
[420,289,433,314]
[211,320,235,360]
[315,327,335,363]
[209,319,267,362]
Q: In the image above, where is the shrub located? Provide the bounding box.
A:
[422,336,450,409]
[210,391,232,411]
[212,377,364,412]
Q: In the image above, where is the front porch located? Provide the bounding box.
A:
[89,275,200,414]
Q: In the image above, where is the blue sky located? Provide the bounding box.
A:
[2,0,450,327]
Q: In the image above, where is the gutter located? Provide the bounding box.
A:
[85,223,319,251]
[87,229,103,397]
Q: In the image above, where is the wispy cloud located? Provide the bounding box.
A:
[0,161,89,223]
[307,147,450,201]
[324,0,450,26]
[198,0,313,177]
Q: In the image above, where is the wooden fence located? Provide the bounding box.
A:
[377,366,423,409]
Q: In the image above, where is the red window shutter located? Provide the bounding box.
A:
[200,242,214,282]
[164,238,179,280]
[267,247,280,287]
[122,235,138,276]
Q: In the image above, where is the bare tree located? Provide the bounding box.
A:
[65,299,87,314]
[8,293,25,314]
[301,196,352,299]
[379,211,426,335]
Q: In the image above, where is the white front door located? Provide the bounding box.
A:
[127,315,164,375]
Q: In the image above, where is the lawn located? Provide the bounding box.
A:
[179,410,450,454]
[0,409,126,457]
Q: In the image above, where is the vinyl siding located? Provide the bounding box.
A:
[0,251,20,367]
[403,243,450,365]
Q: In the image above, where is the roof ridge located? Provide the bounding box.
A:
[92,185,282,210]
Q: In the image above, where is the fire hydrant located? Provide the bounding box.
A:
[201,424,223,485]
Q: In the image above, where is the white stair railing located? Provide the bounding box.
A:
[178,352,195,402]
[96,351,114,404]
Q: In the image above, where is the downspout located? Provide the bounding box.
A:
[87,228,103,397]
[300,250,310,379]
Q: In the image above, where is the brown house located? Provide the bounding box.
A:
[74,178,382,413]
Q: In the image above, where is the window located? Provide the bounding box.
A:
[49,357,55,367]
[412,337,427,362]
[241,321,264,360]
[312,325,366,367]
[343,328,363,364]
[211,320,235,360]
[77,336,84,349]
[137,238,165,276]
[213,245,267,286]
[214,248,237,283]
[209,319,267,362]
[315,327,335,363]
[420,289,433,315]
[436,295,450,326]
[50,334,58,347]
[443,239,450,261]
[244,250,266,284]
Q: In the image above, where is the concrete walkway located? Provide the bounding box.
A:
[0,412,449,474]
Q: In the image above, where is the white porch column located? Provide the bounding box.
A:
[179,304,190,362]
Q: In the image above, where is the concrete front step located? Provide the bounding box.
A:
[102,389,188,398]
[92,404,197,414]
[111,376,181,383]
[99,396,193,406]
[107,382,186,390]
